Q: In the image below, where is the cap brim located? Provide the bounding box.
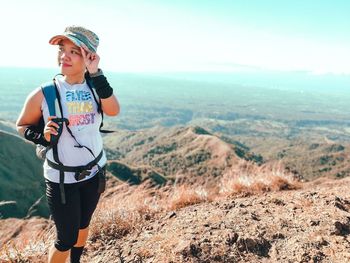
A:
[49,35,93,53]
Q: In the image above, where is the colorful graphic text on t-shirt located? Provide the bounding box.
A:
[66,90,95,126]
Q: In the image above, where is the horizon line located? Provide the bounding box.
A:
[0,65,350,77]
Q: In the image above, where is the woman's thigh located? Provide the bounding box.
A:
[46,180,81,249]
[79,174,101,228]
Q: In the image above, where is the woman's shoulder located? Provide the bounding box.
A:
[25,86,44,105]
[30,79,58,99]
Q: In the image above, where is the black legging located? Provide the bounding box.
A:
[46,173,101,251]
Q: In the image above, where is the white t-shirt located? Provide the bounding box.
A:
[41,76,107,183]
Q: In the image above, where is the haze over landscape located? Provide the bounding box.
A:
[1,0,350,262]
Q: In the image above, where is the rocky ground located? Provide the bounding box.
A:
[2,176,350,262]
[82,177,350,263]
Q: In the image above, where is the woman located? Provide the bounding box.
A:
[16,26,120,263]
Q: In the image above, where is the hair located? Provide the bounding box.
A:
[57,54,61,66]
[57,40,63,66]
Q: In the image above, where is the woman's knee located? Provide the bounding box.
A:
[55,231,79,251]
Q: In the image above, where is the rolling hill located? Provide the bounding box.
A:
[0,130,48,219]
[104,125,263,184]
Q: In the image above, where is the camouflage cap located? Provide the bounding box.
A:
[49,26,99,53]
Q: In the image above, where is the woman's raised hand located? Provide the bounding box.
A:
[81,47,100,74]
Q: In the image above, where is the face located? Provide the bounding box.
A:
[58,38,85,76]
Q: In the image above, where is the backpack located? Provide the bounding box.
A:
[37,73,109,204]
[36,73,112,156]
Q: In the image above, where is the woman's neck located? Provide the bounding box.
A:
[64,73,85,85]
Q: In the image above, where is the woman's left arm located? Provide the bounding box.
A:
[81,48,120,116]
[100,94,120,116]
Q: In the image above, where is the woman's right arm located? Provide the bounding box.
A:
[16,88,44,136]
[16,88,59,144]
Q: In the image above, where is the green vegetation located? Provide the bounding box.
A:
[326,144,345,153]
[107,161,168,186]
[192,126,211,135]
[108,162,142,185]
[0,131,48,219]
[147,143,178,155]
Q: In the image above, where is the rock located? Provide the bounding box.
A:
[181,242,202,259]
[309,220,320,226]
[272,233,285,239]
[169,211,177,219]
[332,220,350,236]
[236,237,271,257]
[226,232,239,246]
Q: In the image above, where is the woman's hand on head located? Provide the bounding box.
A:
[44,116,59,142]
[81,47,100,74]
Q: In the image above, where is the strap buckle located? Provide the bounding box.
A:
[74,170,90,181]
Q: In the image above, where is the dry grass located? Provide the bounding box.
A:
[89,182,158,244]
[87,178,211,253]
[0,223,54,263]
[0,162,301,262]
[219,160,301,197]
[165,183,210,210]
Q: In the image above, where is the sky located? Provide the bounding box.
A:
[1,0,350,73]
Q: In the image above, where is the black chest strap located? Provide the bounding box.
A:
[47,150,103,173]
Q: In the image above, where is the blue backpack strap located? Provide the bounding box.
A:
[41,79,66,204]
[41,81,57,117]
